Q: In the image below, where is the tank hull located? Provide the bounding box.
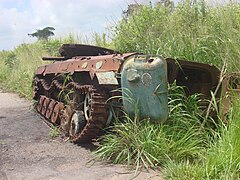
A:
[33,44,237,143]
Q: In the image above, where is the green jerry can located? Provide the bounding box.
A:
[121,54,168,122]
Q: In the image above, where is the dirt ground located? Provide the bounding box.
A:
[0,91,162,180]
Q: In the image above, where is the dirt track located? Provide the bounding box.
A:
[0,91,161,180]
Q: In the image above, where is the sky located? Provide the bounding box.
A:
[0,0,237,51]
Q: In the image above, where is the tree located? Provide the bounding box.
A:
[122,4,143,19]
[28,27,55,41]
[155,0,174,11]
[122,1,175,20]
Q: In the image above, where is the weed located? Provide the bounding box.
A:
[164,95,240,179]
[112,1,240,72]
[164,160,205,180]
[49,125,61,138]
[96,83,209,171]
[204,95,240,179]
[57,74,75,104]
[0,33,80,99]
[4,51,18,68]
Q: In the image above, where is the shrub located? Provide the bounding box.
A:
[96,84,210,170]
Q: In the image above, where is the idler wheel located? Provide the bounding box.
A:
[69,111,86,137]
[70,89,108,143]
[84,92,92,121]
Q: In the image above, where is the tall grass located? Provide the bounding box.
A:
[0,42,47,97]
[164,95,240,179]
[204,95,240,179]
[0,34,81,98]
[96,86,240,179]
[95,1,240,178]
[95,84,211,170]
[112,1,240,72]
[0,0,239,178]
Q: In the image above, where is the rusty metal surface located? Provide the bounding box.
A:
[42,56,67,61]
[36,96,45,113]
[33,44,240,143]
[220,73,240,120]
[36,52,220,99]
[41,97,50,116]
[51,102,64,124]
[35,65,46,75]
[33,77,109,142]
[36,53,137,83]
[165,57,220,97]
[46,100,56,119]
[59,44,119,59]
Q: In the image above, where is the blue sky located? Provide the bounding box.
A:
[0,0,235,50]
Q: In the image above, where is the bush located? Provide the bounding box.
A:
[4,51,18,68]
[0,33,81,98]
[112,1,240,72]
[96,84,210,170]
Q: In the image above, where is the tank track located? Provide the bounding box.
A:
[33,77,108,143]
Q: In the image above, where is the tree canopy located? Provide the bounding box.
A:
[28,27,55,41]
[122,0,174,19]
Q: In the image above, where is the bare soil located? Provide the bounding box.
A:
[0,91,162,180]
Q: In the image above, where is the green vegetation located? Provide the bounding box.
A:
[96,1,240,179]
[49,124,61,138]
[164,95,240,179]
[28,26,55,41]
[0,34,80,98]
[97,84,240,179]
[0,43,47,97]
[113,0,240,72]
[96,84,210,169]
[0,0,240,179]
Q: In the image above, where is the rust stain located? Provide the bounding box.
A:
[32,44,239,143]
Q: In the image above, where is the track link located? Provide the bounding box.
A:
[33,77,109,143]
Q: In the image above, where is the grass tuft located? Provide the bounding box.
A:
[96,84,210,170]
[49,125,61,138]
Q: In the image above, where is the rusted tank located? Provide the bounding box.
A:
[32,44,235,143]
[33,44,169,143]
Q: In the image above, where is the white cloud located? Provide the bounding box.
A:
[0,0,239,50]
[0,0,130,50]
